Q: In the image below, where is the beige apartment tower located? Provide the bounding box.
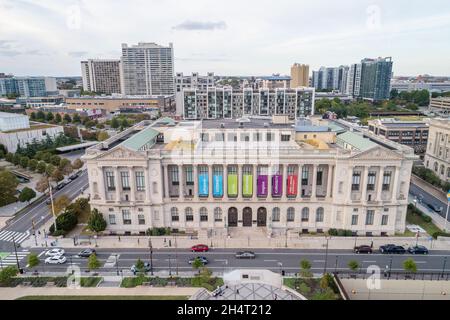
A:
[291,63,310,88]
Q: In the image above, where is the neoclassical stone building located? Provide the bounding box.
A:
[83,116,417,236]
[424,118,450,182]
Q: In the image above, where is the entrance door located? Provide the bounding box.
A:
[228,207,238,227]
[243,207,253,227]
[257,207,267,227]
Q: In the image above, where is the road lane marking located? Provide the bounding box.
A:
[363,261,377,263]
[263,260,278,262]
[313,260,325,263]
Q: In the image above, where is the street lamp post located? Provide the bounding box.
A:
[48,181,58,232]
[32,219,38,246]
[388,257,393,279]
[148,238,153,276]
[442,257,447,278]
[12,234,20,271]
[445,200,450,232]
[323,237,330,275]
[334,255,339,273]
[168,254,172,276]
[115,254,119,276]
[175,235,178,276]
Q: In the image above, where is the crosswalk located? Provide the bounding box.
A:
[0,230,30,244]
[0,250,30,267]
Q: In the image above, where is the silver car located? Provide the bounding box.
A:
[235,251,256,259]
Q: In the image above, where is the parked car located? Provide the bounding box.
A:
[45,198,51,205]
[379,244,406,254]
[427,203,443,213]
[69,173,79,181]
[130,262,151,273]
[78,249,96,257]
[45,248,65,257]
[188,256,209,265]
[56,182,66,190]
[235,251,256,259]
[353,245,373,254]
[191,244,209,252]
[45,255,67,264]
[408,245,429,255]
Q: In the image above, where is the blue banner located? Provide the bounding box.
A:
[213,175,223,197]
[198,174,209,196]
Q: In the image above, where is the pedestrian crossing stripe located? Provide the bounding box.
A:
[0,230,30,244]
[0,251,29,266]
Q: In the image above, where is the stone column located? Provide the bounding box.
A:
[238,164,243,201]
[376,167,385,202]
[311,164,318,198]
[361,166,369,202]
[114,167,121,203]
[282,164,288,200]
[298,164,303,198]
[223,165,228,199]
[268,164,273,200]
[209,165,213,198]
[164,165,170,199]
[178,165,184,200]
[253,164,257,200]
[327,165,333,199]
[392,166,401,201]
[346,166,354,202]
[144,167,151,204]
[99,166,106,201]
[130,167,136,202]
[193,165,199,201]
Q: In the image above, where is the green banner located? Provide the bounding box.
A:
[243,174,253,197]
[228,174,238,197]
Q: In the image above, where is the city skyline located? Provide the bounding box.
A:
[1,0,450,77]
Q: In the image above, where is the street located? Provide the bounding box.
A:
[12,247,450,276]
[410,182,450,222]
[0,170,89,252]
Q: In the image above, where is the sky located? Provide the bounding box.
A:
[1,0,450,77]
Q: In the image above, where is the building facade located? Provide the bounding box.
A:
[175,72,215,93]
[429,97,450,116]
[368,119,429,154]
[121,42,175,96]
[83,116,415,236]
[358,57,393,101]
[176,87,315,120]
[81,59,122,94]
[312,66,348,93]
[0,77,57,97]
[290,64,309,88]
[424,118,450,182]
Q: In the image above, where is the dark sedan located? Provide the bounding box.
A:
[353,245,373,254]
[379,244,406,254]
[188,256,209,265]
[78,249,96,257]
[235,251,256,259]
[408,245,429,255]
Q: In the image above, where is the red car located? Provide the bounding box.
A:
[191,244,209,252]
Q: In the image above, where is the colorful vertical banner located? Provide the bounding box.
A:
[272,174,282,197]
[257,175,268,197]
[287,175,298,196]
[242,174,253,197]
[213,174,223,197]
[198,174,209,197]
[227,174,238,197]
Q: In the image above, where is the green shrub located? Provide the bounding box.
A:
[80,277,102,287]
[432,231,450,239]
[328,228,338,236]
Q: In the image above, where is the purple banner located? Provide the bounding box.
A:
[257,175,268,197]
[272,175,282,197]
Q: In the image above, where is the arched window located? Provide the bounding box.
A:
[214,207,222,221]
[301,207,309,222]
[440,165,445,175]
[200,207,208,221]
[434,162,438,172]
[171,207,179,221]
[316,207,324,222]
[272,207,280,222]
[185,207,193,221]
[287,207,295,222]
[447,167,450,178]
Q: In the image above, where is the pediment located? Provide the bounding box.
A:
[96,145,147,161]
[350,146,403,161]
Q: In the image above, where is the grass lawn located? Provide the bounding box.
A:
[284,277,341,300]
[17,295,189,300]
[406,211,442,236]
[0,252,9,259]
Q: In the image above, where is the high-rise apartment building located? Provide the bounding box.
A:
[121,42,175,96]
[312,66,349,93]
[175,72,215,93]
[290,63,309,88]
[81,59,122,94]
[0,76,57,97]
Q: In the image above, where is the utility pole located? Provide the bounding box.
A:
[175,235,178,276]
[442,257,447,278]
[115,254,119,276]
[48,181,57,232]
[388,257,393,279]
[32,219,37,246]
[148,237,153,276]
[12,234,20,271]
[323,237,330,275]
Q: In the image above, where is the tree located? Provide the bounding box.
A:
[348,260,359,272]
[27,253,40,268]
[50,155,61,166]
[5,152,14,163]
[45,163,56,177]
[63,114,72,123]
[403,258,417,273]
[55,113,62,123]
[36,161,47,174]
[192,257,204,273]
[51,168,64,184]
[111,117,120,129]
[72,114,81,123]
[72,158,84,170]
[12,153,21,165]
[46,112,54,122]
[88,254,101,271]
[19,156,29,168]
[300,259,312,278]
[52,195,71,215]
[121,118,129,128]
[58,158,73,175]
[88,209,107,233]
[19,187,36,203]
[28,159,38,171]
[319,273,333,289]
[36,110,45,121]
[0,266,18,286]
[30,112,36,120]
[135,258,145,273]
[50,208,78,233]
[35,176,49,193]
[97,131,109,141]
[0,170,19,206]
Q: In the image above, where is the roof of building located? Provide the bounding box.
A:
[121,125,160,151]
[336,131,377,151]
[201,118,295,130]
[0,111,27,118]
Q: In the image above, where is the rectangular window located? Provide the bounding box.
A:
[201,133,209,142]
[106,171,115,191]
[367,172,376,191]
[381,215,388,226]
[136,171,145,191]
[365,210,374,225]
[382,171,391,191]
[302,167,309,186]
[138,214,145,225]
[120,171,130,190]
[266,132,274,141]
[228,133,237,142]
[108,214,116,225]
[254,132,261,141]
[316,167,323,186]
[214,132,224,141]
[281,134,291,141]
[351,215,358,226]
[185,166,194,185]
[122,210,131,225]
[170,166,179,185]
[352,171,361,191]
[240,133,250,142]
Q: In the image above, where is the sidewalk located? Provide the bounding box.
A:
[0,286,200,300]
[408,195,449,231]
